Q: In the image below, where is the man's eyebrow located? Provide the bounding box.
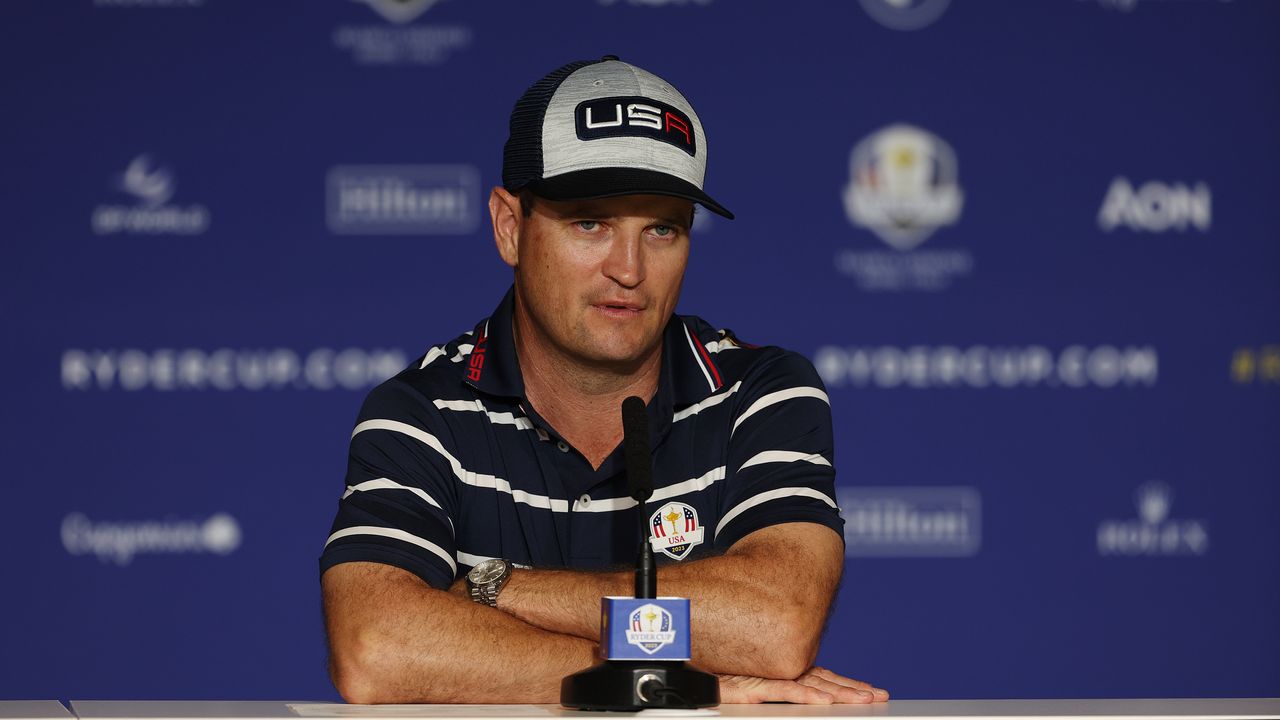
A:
[656,214,691,229]
[550,202,597,217]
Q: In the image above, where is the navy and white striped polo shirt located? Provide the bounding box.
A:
[321,287,842,589]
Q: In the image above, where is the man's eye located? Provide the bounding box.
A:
[652,225,674,237]
[575,220,599,231]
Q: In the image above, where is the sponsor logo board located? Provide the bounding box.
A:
[92,155,210,236]
[334,0,471,66]
[814,345,1159,389]
[838,124,970,291]
[839,486,981,557]
[1098,177,1211,233]
[1096,482,1208,556]
[858,0,951,30]
[62,512,241,566]
[62,347,407,392]
[327,165,480,235]
[1231,346,1280,385]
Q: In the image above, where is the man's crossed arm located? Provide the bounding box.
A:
[322,522,888,704]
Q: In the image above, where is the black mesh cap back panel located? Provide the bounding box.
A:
[502,59,600,191]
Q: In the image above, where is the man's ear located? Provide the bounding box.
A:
[490,186,522,268]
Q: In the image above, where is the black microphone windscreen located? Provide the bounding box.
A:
[621,396,652,501]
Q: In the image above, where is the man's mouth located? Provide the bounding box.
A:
[593,300,645,315]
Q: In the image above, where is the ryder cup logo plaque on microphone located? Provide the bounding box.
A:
[602,597,691,661]
[627,603,676,654]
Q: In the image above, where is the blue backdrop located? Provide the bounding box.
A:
[2,0,1277,703]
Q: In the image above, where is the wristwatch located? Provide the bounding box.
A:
[466,558,513,607]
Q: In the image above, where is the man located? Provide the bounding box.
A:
[320,56,887,705]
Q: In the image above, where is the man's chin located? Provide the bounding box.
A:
[573,335,660,371]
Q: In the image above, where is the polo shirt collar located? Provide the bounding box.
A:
[465,285,526,400]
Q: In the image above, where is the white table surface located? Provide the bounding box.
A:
[66,699,1280,720]
[0,702,73,719]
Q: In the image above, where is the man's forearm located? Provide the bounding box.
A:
[497,523,842,679]
[323,562,596,703]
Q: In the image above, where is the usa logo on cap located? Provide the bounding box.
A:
[501,56,732,219]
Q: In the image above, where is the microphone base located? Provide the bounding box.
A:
[560,660,719,710]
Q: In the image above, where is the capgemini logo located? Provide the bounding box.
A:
[62,512,242,566]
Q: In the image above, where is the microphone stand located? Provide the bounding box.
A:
[634,483,656,601]
[560,398,719,710]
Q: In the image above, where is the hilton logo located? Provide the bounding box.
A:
[838,486,981,557]
[326,165,479,235]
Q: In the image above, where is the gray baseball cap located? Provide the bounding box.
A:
[501,56,733,219]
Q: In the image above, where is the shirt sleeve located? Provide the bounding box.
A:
[319,378,461,589]
[715,350,844,550]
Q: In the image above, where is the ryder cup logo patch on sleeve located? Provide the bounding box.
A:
[649,502,704,560]
[575,96,697,156]
[626,603,677,654]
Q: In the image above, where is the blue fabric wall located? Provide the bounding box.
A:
[2,0,1277,702]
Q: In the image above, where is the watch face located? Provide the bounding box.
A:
[469,559,506,584]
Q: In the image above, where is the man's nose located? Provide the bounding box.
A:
[601,230,645,288]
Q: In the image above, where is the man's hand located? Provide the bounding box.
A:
[719,667,889,704]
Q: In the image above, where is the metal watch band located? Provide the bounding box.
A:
[470,583,500,607]
[467,559,511,607]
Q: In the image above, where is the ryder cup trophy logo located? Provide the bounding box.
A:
[625,603,677,655]
[842,123,963,251]
[353,0,444,24]
[648,502,704,560]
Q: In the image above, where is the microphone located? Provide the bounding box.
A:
[621,396,656,599]
[560,397,718,711]
[621,396,652,501]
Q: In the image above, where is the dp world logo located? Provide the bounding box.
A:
[625,603,676,654]
[91,154,210,236]
[120,155,174,207]
[843,124,963,251]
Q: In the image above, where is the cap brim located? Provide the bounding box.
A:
[528,168,734,220]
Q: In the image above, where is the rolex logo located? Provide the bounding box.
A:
[1135,481,1172,525]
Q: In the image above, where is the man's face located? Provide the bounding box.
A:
[502,192,693,369]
